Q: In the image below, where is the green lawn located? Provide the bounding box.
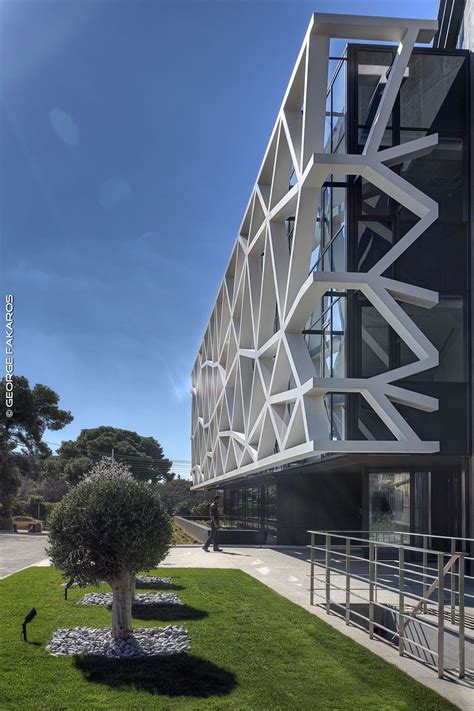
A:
[0,567,456,711]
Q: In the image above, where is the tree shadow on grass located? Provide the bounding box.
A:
[131,603,208,622]
[135,582,184,592]
[75,653,237,697]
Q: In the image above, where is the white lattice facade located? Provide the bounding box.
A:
[191,13,442,490]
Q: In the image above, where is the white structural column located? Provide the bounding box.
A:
[191,13,439,489]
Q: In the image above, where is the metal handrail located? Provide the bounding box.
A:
[308,529,473,558]
[308,530,469,680]
[321,529,474,545]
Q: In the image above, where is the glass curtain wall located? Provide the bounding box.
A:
[304,56,348,440]
[224,483,277,541]
[369,472,411,540]
[348,46,469,448]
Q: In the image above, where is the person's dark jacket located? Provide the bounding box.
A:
[210,501,220,527]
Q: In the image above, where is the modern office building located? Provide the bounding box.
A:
[190,11,473,546]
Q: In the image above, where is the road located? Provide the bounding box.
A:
[0,533,49,578]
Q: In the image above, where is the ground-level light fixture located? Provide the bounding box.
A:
[21,607,37,642]
[64,579,74,600]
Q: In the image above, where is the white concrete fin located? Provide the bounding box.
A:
[191,12,441,488]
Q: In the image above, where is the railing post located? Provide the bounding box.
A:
[310,532,315,606]
[369,542,375,639]
[345,536,351,625]
[450,538,456,624]
[458,553,465,679]
[422,534,428,613]
[399,546,405,656]
[437,552,445,679]
[325,533,331,614]
[374,541,378,604]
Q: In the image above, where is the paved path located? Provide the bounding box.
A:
[162,546,473,711]
[0,533,49,578]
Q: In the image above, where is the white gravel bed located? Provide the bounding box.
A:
[78,592,181,606]
[135,575,173,585]
[46,625,190,657]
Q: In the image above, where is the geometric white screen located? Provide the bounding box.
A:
[191,13,439,489]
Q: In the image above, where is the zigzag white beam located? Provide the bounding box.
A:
[191,13,440,490]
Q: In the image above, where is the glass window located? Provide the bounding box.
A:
[369,472,410,537]
[358,127,393,152]
[399,136,467,223]
[324,393,346,440]
[311,183,346,273]
[401,298,465,382]
[456,17,465,49]
[400,54,466,131]
[357,50,394,128]
[357,220,393,271]
[325,58,346,154]
[324,91,332,153]
[305,293,346,379]
[332,61,346,154]
[357,395,396,441]
[360,178,392,217]
[398,222,468,292]
[361,305,389,377]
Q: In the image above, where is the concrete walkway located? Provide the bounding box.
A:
[162,546,474,711]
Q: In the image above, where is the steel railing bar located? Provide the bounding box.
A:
[308,564,456,602]
[308,529,470,682]
[315,530,474,544]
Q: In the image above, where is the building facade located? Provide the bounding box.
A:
[191,12,473,546]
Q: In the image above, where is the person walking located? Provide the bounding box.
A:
[202,495,223,552]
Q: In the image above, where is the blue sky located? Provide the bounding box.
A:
[0,0,439,472]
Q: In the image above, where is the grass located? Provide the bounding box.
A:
[0,567,457,711]
[171,522,200,545]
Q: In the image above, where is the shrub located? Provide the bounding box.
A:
[47,457,172,639]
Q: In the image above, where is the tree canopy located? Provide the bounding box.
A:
[0,376,72,529]
[48,457,172,638]
[56,426,173,486]
[0,376,73,456]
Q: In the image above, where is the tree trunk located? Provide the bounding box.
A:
[110,571,134,639]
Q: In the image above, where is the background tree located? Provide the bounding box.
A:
[48,457,172,639]
[0,376,73,455]
[0,376,72,529]
[156,476,211,517]
[0,456,21,529]
[56,426,173,485]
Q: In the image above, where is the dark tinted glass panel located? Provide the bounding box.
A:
[357,50,394,127]
[401,54,466,131]
[394,384,468,453]
[360,306,389,377]
[398,222,468,292]
[400,298,465,382]
[360,178,391,216]
[358,220,393,271]
[399,136,467,222]
[358,127,393,151]
[356,394,396,441]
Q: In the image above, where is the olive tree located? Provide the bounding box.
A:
[47,457,172,639]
